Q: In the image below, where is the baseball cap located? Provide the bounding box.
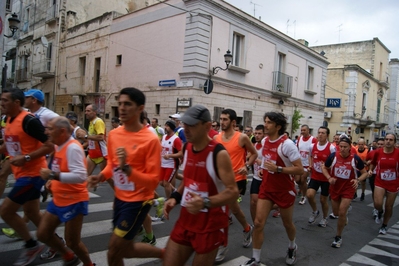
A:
[66,112,78,121]
[169,113,181,120]
[181,105,211,126]
[165,120,176,131]
[24,89,44,102]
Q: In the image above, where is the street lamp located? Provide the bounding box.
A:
[4,13,20,38]
[212,50,233,75]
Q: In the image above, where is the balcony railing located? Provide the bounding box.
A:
[272,71,293,97]
[16,68,29,82]
[46,4,58,23]
[32,59,54,78]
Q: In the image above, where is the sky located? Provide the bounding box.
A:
[224,0,399,59]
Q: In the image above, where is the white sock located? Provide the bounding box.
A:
[253,249,261,261]
[153,199,159,206]
[289,238,296,249]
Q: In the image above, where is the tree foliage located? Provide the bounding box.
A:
[291,109,304,134]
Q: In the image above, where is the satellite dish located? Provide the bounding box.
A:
[41,36,49,48]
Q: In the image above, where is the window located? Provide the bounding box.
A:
[94,57,101,92]
[79,57,86,76]
[213,106,224,122]
[155,104,160,115]
[278,52,286,73]
[23,7,30,32]
[6,0,11,11]
[307,66,314,91]
[112,106,119,119]
[232,33,244,67]
[46,43,52,71]
[116,55,122,65]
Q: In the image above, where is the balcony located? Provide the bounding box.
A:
[271,71,293,97]
[375,112,389,128]
[16,68,29,82]
[32,59,54,78]
[46,4,58,23]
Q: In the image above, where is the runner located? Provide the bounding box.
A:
[0,88,54,266]
[369,133,399,235]
[37,117,94,266]
[163,105,238,266]
[88,87,163,265]
[215,109,257,261]
[241,112,303,266]
[307,126,335,227]
[322,136,367,248]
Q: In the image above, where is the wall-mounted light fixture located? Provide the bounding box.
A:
[278,99,284,105]
[4,13,20,38]
[212,50,233,75]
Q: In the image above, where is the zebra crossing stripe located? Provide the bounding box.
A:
[347,253,389,266]
[220,256,266,266]
[40,236,170,266]
[369,238,399,249]
[359,244,399,258]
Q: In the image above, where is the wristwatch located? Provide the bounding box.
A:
[277,166,283,173]
[24,154,31,162]
[246,164,251,170]
[49,171,56,180]
[84,135,88,139]
[121,164,130,173]
[203,197,211,209]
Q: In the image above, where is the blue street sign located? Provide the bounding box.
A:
[159,79,176,87]
[326,98,341,108]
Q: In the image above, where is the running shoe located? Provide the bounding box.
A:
[308,210,320,224]
[237,195,242,203]
[141,235,157,245]
[215,246,228,262]
[379,225,387,235]
[63,255,80,266]
[285,245,297,265]
[13,244,45,266]
[299,197,306,205]
[155,197,165,218]
[229,215,233,225]
[372,209,378,219]
[329,213,339,219]
[240,258,260,266]
[242,225,253,248]
[375,215,382,224]
[360,192,365,201]
[150,216,163,222]
[318,218,328,228]
[2,227,20,239]
[331,236,342,248]
[40,236,66,260]
[272,210,281,218]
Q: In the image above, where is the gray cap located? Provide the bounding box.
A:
[181,105,211,126]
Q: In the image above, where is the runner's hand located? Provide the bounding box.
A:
[164,198,176,220]
[185,191,204,215]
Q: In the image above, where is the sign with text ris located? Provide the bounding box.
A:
[326,98,341,108]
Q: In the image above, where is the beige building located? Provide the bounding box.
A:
[312,38,391,143]
[56,0,329,134]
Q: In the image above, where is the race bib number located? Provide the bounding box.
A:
[334,167,351,179]
[381,170,396,181]
[5,135,22,157]
[181,178,209,213]
[262,158,277,174]
[313,161,323,173]
[300,150,309,159]
[113,167,135,191]
[88,139,96,150]
[161,147,170,156]
[51,157,61,172]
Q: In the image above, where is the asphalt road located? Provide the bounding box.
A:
[1,173,399,266]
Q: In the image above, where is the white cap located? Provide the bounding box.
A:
[169,113,181,120]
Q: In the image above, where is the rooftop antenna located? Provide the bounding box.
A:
[250,1,262,18]
[338,24,343,42]
[286,19,290,34]
[293,20,296,39]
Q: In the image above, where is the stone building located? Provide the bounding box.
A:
[312,38,391,142]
